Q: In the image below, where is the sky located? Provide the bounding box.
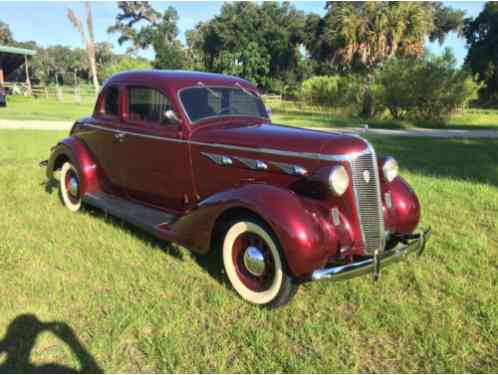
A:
[0,1,486,66]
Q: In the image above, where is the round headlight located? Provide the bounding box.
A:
[382,157,399,182]
[328,165,350,196]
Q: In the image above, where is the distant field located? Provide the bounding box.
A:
[1,95,498,132]
[269,101,498,130]
[0,95,94,121]
[0,129,496,372]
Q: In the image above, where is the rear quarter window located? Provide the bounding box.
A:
[104,86,119,117]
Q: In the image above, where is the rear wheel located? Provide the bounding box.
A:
[222,218,298,307]
[59,161,82,212]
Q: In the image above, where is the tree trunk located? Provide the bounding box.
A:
[89,54,99,95]
[24,55,32,97]
[361,76,375,118]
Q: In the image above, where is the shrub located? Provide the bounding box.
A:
[373,50,482,123]
[99,56,152,82]
[301,75,362,111]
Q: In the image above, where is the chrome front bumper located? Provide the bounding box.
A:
[311,228,432,282]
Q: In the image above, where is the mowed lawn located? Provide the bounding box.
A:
[0,129,497,372]
[0,96,93,121]
[271,105,498,131]
[2,96,498,132]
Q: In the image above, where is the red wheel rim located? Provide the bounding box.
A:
[65,168,80,204]
[232,232,275,292]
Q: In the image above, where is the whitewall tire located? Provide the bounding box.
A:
[59,162,82,212]
[222,218,298,307]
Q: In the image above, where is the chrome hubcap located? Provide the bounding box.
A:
[243,246,266,277]
[68,176,79,196]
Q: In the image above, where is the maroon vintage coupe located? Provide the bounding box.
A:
[42,70,431,307]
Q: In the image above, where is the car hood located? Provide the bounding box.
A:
[190,122,368,157]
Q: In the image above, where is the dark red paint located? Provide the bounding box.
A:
[46,70,421,278]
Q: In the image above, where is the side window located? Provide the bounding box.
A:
[229,90,260,114]
[104,86,119,117]
[128,87,175,125]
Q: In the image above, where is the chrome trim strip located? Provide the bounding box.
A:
[200,152,233,166]
[83,123,370,162]
[270,161,308,176]
[235,157,268,170]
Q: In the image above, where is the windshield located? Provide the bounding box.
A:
[179,86,268,123]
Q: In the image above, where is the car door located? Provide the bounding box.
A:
[115,85,192,212]
[84,84,126,196]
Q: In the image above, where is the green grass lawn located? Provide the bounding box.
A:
[0,129,497,372]
[271,106,498,131]
[1,96,498,132]
[0,95,94,121]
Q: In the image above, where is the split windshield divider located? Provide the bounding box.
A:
[196,81,220,98]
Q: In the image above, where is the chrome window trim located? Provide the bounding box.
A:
[84,123,370,162]
[176,85,269,125]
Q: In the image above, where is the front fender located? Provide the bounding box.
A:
[47,136,100,195]
[383,176,420,234]
[170,184,331,277]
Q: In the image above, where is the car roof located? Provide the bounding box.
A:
[106,69,255,90]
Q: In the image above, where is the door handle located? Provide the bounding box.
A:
[114,132,126,143]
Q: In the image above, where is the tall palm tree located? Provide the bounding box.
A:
[305,2,463,115]
[67,3,99,94]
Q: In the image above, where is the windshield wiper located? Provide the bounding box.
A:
[234,82,258,98]
[197,81,220,98]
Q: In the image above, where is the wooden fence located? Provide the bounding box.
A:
[2,81,96,102]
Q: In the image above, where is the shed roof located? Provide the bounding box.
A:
[0,45,36,78]
[0,45,36,56]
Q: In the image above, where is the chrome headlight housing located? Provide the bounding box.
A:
[328,165,350,196]
[382,157,399,182]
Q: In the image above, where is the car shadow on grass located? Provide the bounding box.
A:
[86,208,227,286]
[43,178,226,286]
[0,314,103,373]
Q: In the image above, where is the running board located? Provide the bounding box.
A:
[83,192,177,235]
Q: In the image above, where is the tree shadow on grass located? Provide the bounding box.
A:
[369,136,498,188]
[0,314,103,374]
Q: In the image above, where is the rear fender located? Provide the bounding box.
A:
[170,184,331,277]
[47,136,100,195]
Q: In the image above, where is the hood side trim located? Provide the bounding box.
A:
[85,123,369,162]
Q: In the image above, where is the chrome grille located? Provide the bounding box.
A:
[349,150,385,254]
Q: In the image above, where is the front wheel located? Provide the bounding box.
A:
[222,218,298,307]
[59,161,82,212]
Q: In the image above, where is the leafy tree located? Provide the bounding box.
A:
[223,42,270,87]
[108,1,185,69]
[464,2,498,106]
[67,3,100,94]
[0,20,14,45]
[95,42,116,70]
[187,2,306,90]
